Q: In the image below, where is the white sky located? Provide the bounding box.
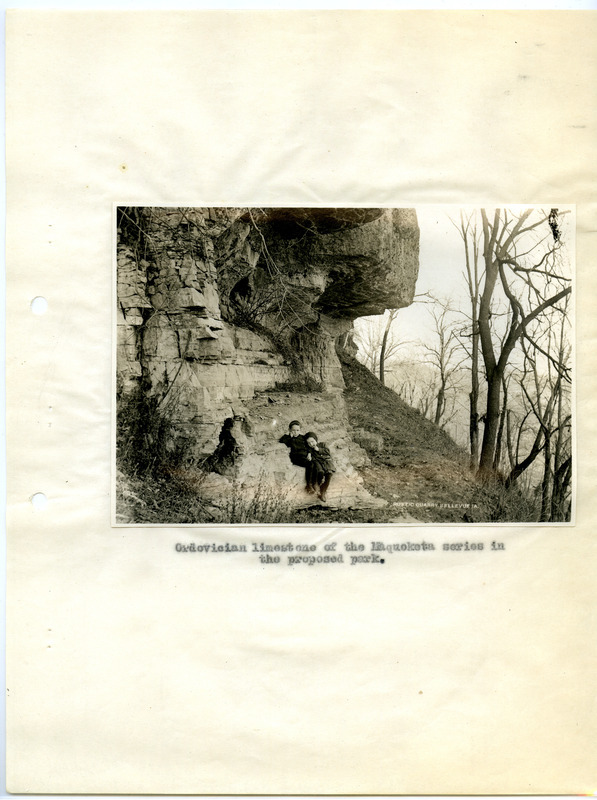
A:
[355,204,574,353]
[401,206,466,340]
[355,206,469,353]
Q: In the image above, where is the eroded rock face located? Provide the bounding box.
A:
[197,391,386,514]
[116,207,419,509]
[256,208,419,318]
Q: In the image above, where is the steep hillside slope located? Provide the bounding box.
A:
[337,353,480,522]
[117,349,493,525]
[289,353,484,524]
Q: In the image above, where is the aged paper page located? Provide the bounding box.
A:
[6,10,597,794]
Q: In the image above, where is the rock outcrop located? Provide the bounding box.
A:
[116,207,419,513]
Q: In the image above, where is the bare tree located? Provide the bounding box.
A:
[475,208,571,475]
[498,294,572,520]
[423,301,467,428]
[453,211,483,469]
[355,309,413,382]
[379,309,400,385]
[391,358,441,418]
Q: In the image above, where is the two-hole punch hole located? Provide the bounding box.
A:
[30,297,48,315]
[31,493,48,511]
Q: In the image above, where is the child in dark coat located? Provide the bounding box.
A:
[279,420,317,492]
[304,431,335,502]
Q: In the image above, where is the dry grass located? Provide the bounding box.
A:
[116,354,545,525]
[339,352,541,523]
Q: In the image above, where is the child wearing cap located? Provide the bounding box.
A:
[304,431,335,502]
[279,420,317,493]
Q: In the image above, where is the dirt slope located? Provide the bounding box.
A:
[301,352,483,524]
[117,352,497,525]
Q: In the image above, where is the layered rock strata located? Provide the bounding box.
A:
[116,207,419,511]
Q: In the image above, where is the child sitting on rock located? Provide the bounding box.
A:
[279,420,316,493]
[304,431,335,502]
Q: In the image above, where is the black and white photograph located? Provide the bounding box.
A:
[8,7,596,795]
[115,205,573,525]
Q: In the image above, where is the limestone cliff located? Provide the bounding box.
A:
[116,207,419,513]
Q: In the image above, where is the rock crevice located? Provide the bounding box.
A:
[117,207,419,511]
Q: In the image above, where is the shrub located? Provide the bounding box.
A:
[116,386,218,523]
[221,474,293,524]
[472,477,538,523]
[116,387,188,479]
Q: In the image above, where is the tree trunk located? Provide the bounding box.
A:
[539,432,552,522]
[460,211,481,471]
[469,395,479,471]
[379,328,388,385]
[506,409,516,472]
[479,374,502,474]
[434,385,445,426]
[493,377,508,472]
[469,318,480,470]
[379,310,397,386]
[550,456,572,521]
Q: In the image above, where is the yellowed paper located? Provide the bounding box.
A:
[6,10,597,794]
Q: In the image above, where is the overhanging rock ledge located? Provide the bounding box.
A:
[117,207,419,513]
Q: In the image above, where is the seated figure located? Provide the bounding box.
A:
[304,431,335,502]
[279,419,317,493]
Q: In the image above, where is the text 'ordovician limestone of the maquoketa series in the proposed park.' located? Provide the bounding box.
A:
[174,539,506,566]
